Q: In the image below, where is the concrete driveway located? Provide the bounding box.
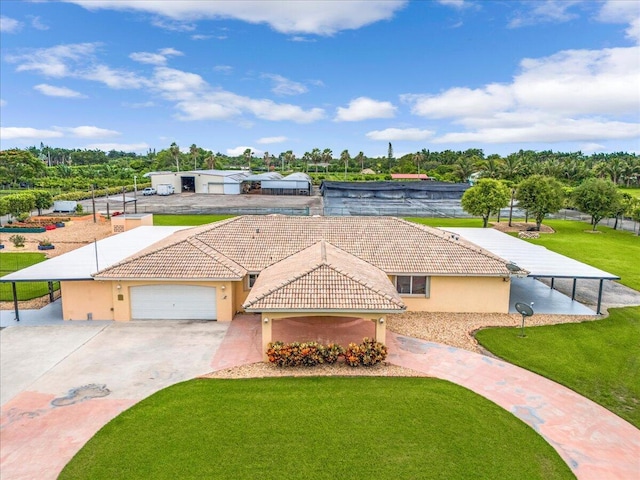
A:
[0,320,228,480]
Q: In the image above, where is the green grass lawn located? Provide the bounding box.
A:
[153,214,234,226]
[476,307,640,428]
[59,377,573,480]
[0,252,58,301]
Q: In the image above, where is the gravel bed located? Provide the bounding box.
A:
[386,311,596,353]
[203,361,426,379]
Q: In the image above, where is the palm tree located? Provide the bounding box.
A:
[456,156,474,182]
[243,148,253,170]
[310,148,321,173]
[413,151,424,174]
[170,142,181,172]
[263,151,271,170]
[190,144,198,170]
[340,149,351,179]
[321,148,333,173]
[355,151,365,172]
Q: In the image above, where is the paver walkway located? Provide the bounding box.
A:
[387,332,640,480]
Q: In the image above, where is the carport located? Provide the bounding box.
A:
[0,226,186,322]
[444,228,619,314]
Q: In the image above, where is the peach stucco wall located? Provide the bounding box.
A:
[400,276,510,313]
[61,281,114,321]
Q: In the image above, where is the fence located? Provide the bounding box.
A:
[0,280,61,303]
[132,205,311,216]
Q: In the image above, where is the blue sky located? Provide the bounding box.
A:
[1,0,639,158]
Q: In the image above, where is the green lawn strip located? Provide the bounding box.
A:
[523,220,640,291]
[60,377,573,480]
[0,252,57,301]
[152,214,235,226]
[476,307,640,428]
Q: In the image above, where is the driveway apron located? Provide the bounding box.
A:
[0,321,228,480]
[387,332,640,480]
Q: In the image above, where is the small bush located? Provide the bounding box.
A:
[345,338,388,367]
[9,234,26,247]
[267,339,383,367]
[75,203,84,214]
[38,238,52,247]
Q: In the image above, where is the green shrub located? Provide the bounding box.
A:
[75,203,84,214]
[9,234,26,247]
[344,338,388,367]
[266,339,382,367]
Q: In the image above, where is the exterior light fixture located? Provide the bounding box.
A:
[264,318,269,324]
[379,318,385,324]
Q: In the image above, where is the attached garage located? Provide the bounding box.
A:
[130,285,217,320]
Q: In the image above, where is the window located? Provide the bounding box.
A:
[246,273,259,290]
[395,276,429,296]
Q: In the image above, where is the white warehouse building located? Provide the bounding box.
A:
[149,170,250,194]
[148,170,312,195]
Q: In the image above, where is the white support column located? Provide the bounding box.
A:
[375,317,386,344]
[261,316,272,362]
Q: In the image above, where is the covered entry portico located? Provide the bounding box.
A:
[242,240,406,361]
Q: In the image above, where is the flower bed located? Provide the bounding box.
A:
[267,338,387,367]
[0,226,46,233]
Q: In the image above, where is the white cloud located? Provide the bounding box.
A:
[597,0,640,43]
[84,142,150,152]
[227,146,257,156]
[0,16,22,33]
[580,142,606,153]
[508,1,581,28]
[0,127,63,140]
[34,83,87,98]
[29,16,49,31]
[191,34,212,40]
[0,99,6,107]
[129,48,183,65]
[6,43,150,89]
[403,45,640,144]
[152,67,325,123]
[262,74,307,95]
[123,101,156,108]
[437,0,467,9]
[150,17,196,32]
[214,65,233,74]
[366,128,435,141]
[432,119,640,144]
[335,97,397,121]
[55,126,121,138]
[64,0,408,35]
[258,136,287,144]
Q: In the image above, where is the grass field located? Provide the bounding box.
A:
[476,307,640,428]
[0,252,58,301]
[153,214,234,226]
[59,377,573,480]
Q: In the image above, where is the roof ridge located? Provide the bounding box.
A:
[329,266,404,308]
[187,237,246,277]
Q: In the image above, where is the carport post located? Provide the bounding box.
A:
[597,279,604,315]
[550,277,555,290]
[12,282,19,322]
[262,317,272,362]
[571,278,577,300]
[48,281,55,302]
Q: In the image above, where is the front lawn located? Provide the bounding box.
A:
[476,307,640,428]
[0,252,57,301]
[60,377,573,480]
[153,214,234,226]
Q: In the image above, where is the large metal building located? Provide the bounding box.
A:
[149,170,250,194]
[261,172,312,195]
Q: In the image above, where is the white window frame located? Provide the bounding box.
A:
[245,273,259,290]
[395,275,430,297]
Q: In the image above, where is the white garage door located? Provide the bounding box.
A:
[208,182,224,194]
[130,285,217,320]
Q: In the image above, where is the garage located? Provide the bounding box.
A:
[130,285,217,320]
[208,182,224,194]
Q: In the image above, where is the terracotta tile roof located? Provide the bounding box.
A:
[195,216,515,276]
[94,223,246,279]
[93,215,522,280]
[243,241,405,312]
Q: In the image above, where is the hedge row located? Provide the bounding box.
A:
[52,183,151,202]
[266,338,387,367]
